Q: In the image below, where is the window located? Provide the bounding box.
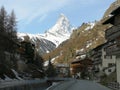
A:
[104,55,106,59]
[108,69,111,72]
[108,63,114,67]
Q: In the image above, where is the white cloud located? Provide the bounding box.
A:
[0,0,111,24]
[0,0,70,24]
[38,14,47,23]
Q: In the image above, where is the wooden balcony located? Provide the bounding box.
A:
[104,40,120,55]
[94,57,102,61]
[105,25,120,41]
[91,50,102,58]
[90,51,95,57]
[105,45,120,55]
[93,59,102,65]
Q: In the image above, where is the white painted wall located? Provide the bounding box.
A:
[104,66,116,76]
[102,49,116,68]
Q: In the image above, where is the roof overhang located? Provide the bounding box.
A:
[102,16,114,25]
[111,6,120,15]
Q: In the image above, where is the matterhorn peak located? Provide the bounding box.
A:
[44,13,74,46]
[17,13,74,54]
[58,13,69,23]
[60,13,66,17]
[48,13,72,34]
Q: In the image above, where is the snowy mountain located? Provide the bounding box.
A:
[41,14,74,46]
[43,17,112,64]
[18,14,74,54]
[17,33,56,54]
[43,0,120,64]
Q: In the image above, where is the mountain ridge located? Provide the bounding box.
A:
[18,14,74,54]
[40,13,74,46]
[43,1,117,64]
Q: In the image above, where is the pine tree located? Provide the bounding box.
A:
[25,42,35,63]
[45,57,56,77]
[0,6,7,33]
[0,7,18,53]
[0,6,8,64]
[0,6,8,51]
[7,10,18,53]
[34,53,44,70]
[0,6,18,78]
[8,10,17,39]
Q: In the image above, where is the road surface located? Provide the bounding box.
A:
[47,80,111,90]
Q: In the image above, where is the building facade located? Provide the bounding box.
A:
[103,6,120,83]
[90,43,116,78]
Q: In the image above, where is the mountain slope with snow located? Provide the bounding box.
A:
[42,20,110,64]
[41,14,74,46]
[17,33,56,54]
[18,14,74,54]
[43,1,120,64]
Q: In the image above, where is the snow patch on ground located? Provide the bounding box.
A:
[44,56,59,67]
[11,69,23,80]
[80,54,86,59]
[85,22,95,31]
[46,82,59,90]
[4,75,13,81]
[86,43,92,48]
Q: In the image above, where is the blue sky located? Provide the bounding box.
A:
[0,0,115,34]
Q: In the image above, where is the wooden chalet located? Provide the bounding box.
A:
[90,44,104,66]
[71,57,92,76]
[55,64,69,77]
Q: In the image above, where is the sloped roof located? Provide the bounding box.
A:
[102,16,114,25]
[103,6,120,25]
[111,6,120,15]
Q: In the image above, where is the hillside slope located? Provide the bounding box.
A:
[43,1,118,64]
[43,21,109,63]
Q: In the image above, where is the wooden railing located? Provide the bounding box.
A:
[105,25,120,41]
[108,82,120,90]
[105,25,120,37]
[105,46,120,55]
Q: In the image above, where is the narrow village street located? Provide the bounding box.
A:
[0,0,119,90]
[47,80,111,90]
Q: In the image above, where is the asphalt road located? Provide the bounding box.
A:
[47,80,111,90]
